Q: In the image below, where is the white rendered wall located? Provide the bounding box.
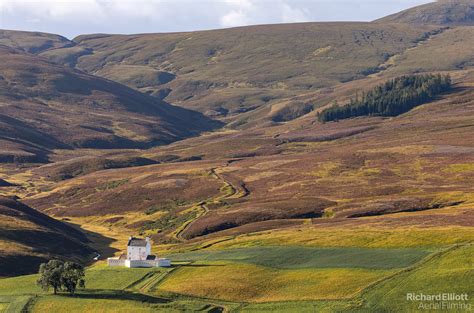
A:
[107,258,125,266]
[127,246,148,260]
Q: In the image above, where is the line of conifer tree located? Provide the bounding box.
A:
[318,74,452,122]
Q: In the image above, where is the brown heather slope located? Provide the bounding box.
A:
[0,45,220,162]
[22,69,474,241]
[376,0,474,26]
[1,2,474,271]
[36,23,439,124]
[0,196,94,277]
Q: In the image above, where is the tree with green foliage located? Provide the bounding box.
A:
[37,260,85,295]
[37,260,64,295]
[61,261,86,295]
[318,74,452,122]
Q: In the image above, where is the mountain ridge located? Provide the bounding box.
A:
[376,0,474,25]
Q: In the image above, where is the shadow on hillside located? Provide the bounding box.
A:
[62,221,120,261]
[0,254,47,277]
[73,290,170,304]
[433,85,469,99]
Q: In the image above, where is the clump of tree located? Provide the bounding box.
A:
[37,260,85,295]
[318,74,452,122]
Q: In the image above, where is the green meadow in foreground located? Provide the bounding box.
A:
[165,246,431,269]
[3,243,470,312]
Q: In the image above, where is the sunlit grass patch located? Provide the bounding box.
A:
[111,121,149,142]
[157,261,394,302]
[84,266,159,290]
[0,266,234,313]
[240,300,354,313]
[359,244,474,311]
[435,191,474,205]
[32,293,232,313]
[0,274,38,295]
[445,163,474,173]
[309,161,341,178]
[210,227,474,249]
[0,295,32,313]
[32,294,163,313]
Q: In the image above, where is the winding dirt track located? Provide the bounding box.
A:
[173,160,248,241]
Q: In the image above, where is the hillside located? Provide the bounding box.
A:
[0,30,72,53]
[25,70,474,240]
[33,23,438,125]
[0,196,93,277]
[0,45,220,162]
[376,0,474,26]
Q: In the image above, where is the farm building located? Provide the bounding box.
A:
[107,236,171,268]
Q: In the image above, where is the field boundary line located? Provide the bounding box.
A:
[357,242,471,299]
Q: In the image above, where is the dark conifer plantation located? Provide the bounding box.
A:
[318,74,452,122]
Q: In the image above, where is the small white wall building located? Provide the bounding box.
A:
[107,236,171,268]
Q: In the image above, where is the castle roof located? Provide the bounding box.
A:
[127,237,148,247]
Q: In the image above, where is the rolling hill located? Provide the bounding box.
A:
[0,30,72,54]
[377,0,474,26]
[0,196,94,277]
[37,23,441,125]
[0,44,220,162]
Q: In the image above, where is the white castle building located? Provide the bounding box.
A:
[107,236,171,268]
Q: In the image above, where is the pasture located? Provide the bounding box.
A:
[156,261,394,302]
[0,231,472,311]
[0,266,230,313]
[165,246,430,269]
[156,246,430,302]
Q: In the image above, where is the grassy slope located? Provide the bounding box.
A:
[378,26,474,76]
[158,262,393,302]
[357,243,474,312]
[56,23,437,124]
[156,246,429,302]
[0,266,234,313]
[0,30,72,53]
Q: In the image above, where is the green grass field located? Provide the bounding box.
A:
[166,246,430,269]
[235,244,474,311]
[31,293,228,313]
[0,266,232,313]
[157,246,430,302]
[157,261,394,302]
[0,234,471,312]
[355,243,474,312]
